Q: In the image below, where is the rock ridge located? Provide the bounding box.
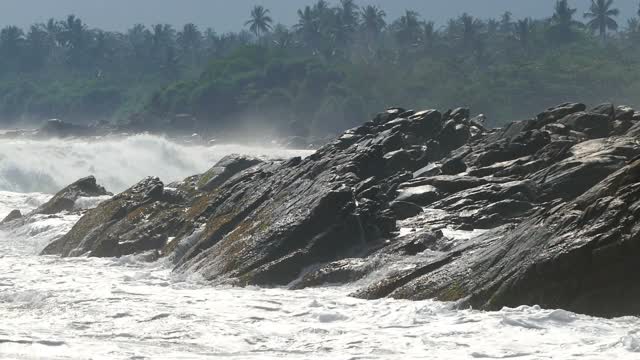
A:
[40,102,640,317]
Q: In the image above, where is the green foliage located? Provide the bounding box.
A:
[0,1,640,135]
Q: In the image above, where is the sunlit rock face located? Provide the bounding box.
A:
[41,102,640,317]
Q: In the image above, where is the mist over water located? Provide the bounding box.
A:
[0,134,310,194]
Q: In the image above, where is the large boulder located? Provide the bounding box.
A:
[1,210,22,224]
[36,176,110,215]
[41,177,187,257]
[558,111,610,138]
[535,102,586,128]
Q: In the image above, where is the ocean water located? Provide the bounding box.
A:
[0,136,639,360]
[0,134,308,193]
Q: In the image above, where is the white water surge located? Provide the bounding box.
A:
[0,137,639,359]
[0,135,308,193]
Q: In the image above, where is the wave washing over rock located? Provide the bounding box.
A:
[0,134,308,193]
[3,103,640,358]
[0,174,639,359]
[39,103,640,317]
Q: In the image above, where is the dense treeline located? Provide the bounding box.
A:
[2,0,640,136]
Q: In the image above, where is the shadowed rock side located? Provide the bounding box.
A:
[1,210,22,224]
[36,176,111,215]
[41,102,640,317]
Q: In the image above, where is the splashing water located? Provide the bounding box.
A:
[0,137,639,359]
[0,134,309,193]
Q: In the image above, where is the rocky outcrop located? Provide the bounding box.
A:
[36,176,111,215]
[1,210,22,224]
[196,155,263,191]
[41,101,640,317]
[41,176,190,257]
[353,157,640,318]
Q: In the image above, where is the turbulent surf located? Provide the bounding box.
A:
[0,134,639,359]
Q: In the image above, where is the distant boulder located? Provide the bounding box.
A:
[36,176,110,215]
[1,210,22,224]
[536,102,586,128]
[558,111,610,138]
[37,119,92,138]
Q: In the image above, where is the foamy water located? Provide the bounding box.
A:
[0,137,639,359]
[0,135,309,193]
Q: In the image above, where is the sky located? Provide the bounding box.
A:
[0,0,638,32]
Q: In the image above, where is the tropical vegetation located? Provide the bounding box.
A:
[1,0,640,136]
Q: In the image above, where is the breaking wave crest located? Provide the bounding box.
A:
[0,134,308,194]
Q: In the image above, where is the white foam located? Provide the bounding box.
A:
[0,191,49,219]
[0,153,638,359]
[74,195,113,210]
[0,135,312,193]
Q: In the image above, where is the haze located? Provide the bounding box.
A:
[0,0,637,32]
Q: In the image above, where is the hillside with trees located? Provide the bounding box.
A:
[1,0,640,137]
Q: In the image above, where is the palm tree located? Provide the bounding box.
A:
[627,17,640,42]
[394,10,421,48]
[295,5,321,51]
[178,24,202,51]
[151,24,175,50]
[487,19,500,36]
[61,15,86,50]
[311,0,335,42]
[313,0,331,17]
[25,24,51,70]
[420,21,437,50]
[360,5,386,39]
[245,5,273,38]
[499,11,514,33]
[513,18,535,52]
[177,23,202,65]
[89,30,111,68]
[151,24,176,68]
[338,0,359,34]
[202,28,219,56]
[550,0,583,42]
[0,26,25,54]
[460,13,483,50]
[271,24,294,50]
[584,0,619,41]
[128,25,151,51]
[444,18,460,42]
[44,18,62,46]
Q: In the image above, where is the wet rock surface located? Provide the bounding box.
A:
[36,176,111,215]
[41,102,640,317]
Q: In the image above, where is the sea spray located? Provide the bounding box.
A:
[0,134,310,193]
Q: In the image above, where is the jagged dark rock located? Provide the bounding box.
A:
[361,158,640,318]
[197,154,264,191]
[535,102,586,128]
[41,176,187,257]
[558,111,610,138]
[1,210,22,224]
[40,101,640,317]
[36,176,111,215]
